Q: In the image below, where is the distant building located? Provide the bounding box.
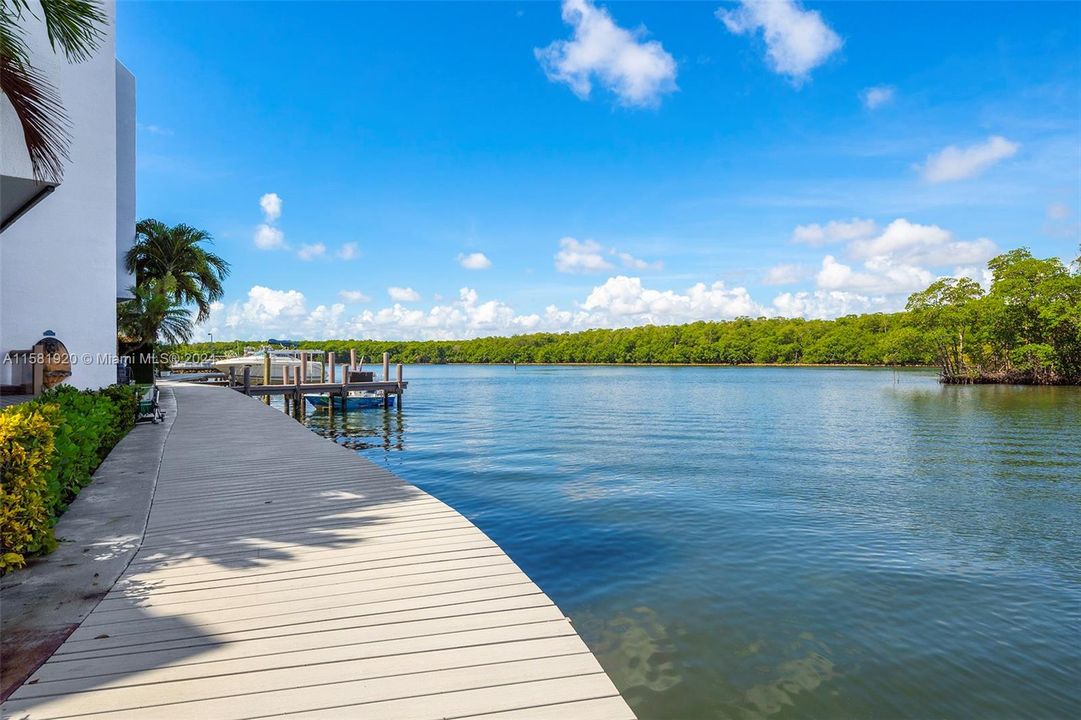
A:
[1,1,135,393]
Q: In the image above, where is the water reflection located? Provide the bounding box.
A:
[272,396,406,452]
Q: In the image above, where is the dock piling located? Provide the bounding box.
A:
[242,366,251,396]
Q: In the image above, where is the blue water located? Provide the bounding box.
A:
[295,365,1081,719]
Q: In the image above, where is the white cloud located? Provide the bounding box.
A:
[772,289,884,319]
[616,251,663,271]
[555,237,614,273]
[786,218,998,301]
[815,254,933,295]
[579,275,763,324]
[338,289,370,304]
[337,242,359,260]
[297,243,327,261]
[861,85,894,110]
[253,224,285,250]
[792,217,877,246]
[847,218,996,267]
[920,135,1019,183]
[763,263,807,285]
[388,286,421,302]
[535,0,677,107]
[259,192,282,222]
[458,252,492,270]
[717,0,842,81]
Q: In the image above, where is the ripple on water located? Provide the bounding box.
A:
[297,366,1081,719]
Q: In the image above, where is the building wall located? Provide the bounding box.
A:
[116,62,137,301]
[1,1,134,390]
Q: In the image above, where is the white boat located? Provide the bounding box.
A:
[212,349,325,382]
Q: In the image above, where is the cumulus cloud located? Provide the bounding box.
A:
[763,263,807,285]
[920,135,1019,183]
[253,224,285,250]
[861,85,894,109]
[458,252,492,270]
[554,237,662,274]
[786,217,998,301]
[338,289,370,304]
[555,237,614,273]
[815,254,933,295]
[535,0,677,107]
[254,193,286,250]
[388,286,421,302]
[259,192,282,222]
[792,217,877,245]
[717,0,842,82]
[772,289,885,319]
[297,242,326,261]
[579,276,763,324]
[847,218,996,267]
[337,242,359,260]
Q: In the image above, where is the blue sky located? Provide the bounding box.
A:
[118,1,1081,340]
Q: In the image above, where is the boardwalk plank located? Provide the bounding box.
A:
[1,385,632,719]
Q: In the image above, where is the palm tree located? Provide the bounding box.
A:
[1,0,107,182]
[118,282,194,349]
[125,219,231,322]
[117,280,193,382]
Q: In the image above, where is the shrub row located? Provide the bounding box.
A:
[0,384,141,573]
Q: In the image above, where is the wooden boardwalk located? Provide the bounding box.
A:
[2,385,633,719]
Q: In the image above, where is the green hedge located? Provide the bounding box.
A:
[0,384,141,573]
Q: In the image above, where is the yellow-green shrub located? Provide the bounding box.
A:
[0,384,141,573]
[0,404,59,572]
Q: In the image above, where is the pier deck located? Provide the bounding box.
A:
[2,384,633,719]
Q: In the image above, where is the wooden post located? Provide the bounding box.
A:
[300,352,308,384]
[320,354,326,382]
[242,366,251,396]
[328,352,336,383]
[396,363,403,409]
[380,352,389,408]
[263,351,271,386]
[294,363,301,410]
[349,349,357,374]
[228,366,236,388]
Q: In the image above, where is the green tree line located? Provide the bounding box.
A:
[172,248,1080,384]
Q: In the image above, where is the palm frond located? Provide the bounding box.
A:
[0,51,70,182]
[37,0,105,62]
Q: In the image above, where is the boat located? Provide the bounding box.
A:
[305,392,395,410]
[212,348,325,382]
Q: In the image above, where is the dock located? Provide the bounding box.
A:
[1,384,633,719]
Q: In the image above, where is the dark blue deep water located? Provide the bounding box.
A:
[294,365,1080,719]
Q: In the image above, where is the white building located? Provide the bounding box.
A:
[1,1,135,392]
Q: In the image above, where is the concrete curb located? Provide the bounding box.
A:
[0,387,177,701]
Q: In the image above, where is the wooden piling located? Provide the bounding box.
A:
[350,349,357,373]
[396,363,404,408]
[228,366,236,388]
[242,366,251,396]
[327,352,336,383]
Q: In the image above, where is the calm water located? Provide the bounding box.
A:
[287,366,1080,719]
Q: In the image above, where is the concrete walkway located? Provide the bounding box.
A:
[2,384,633,719]
[0,390,176,701]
